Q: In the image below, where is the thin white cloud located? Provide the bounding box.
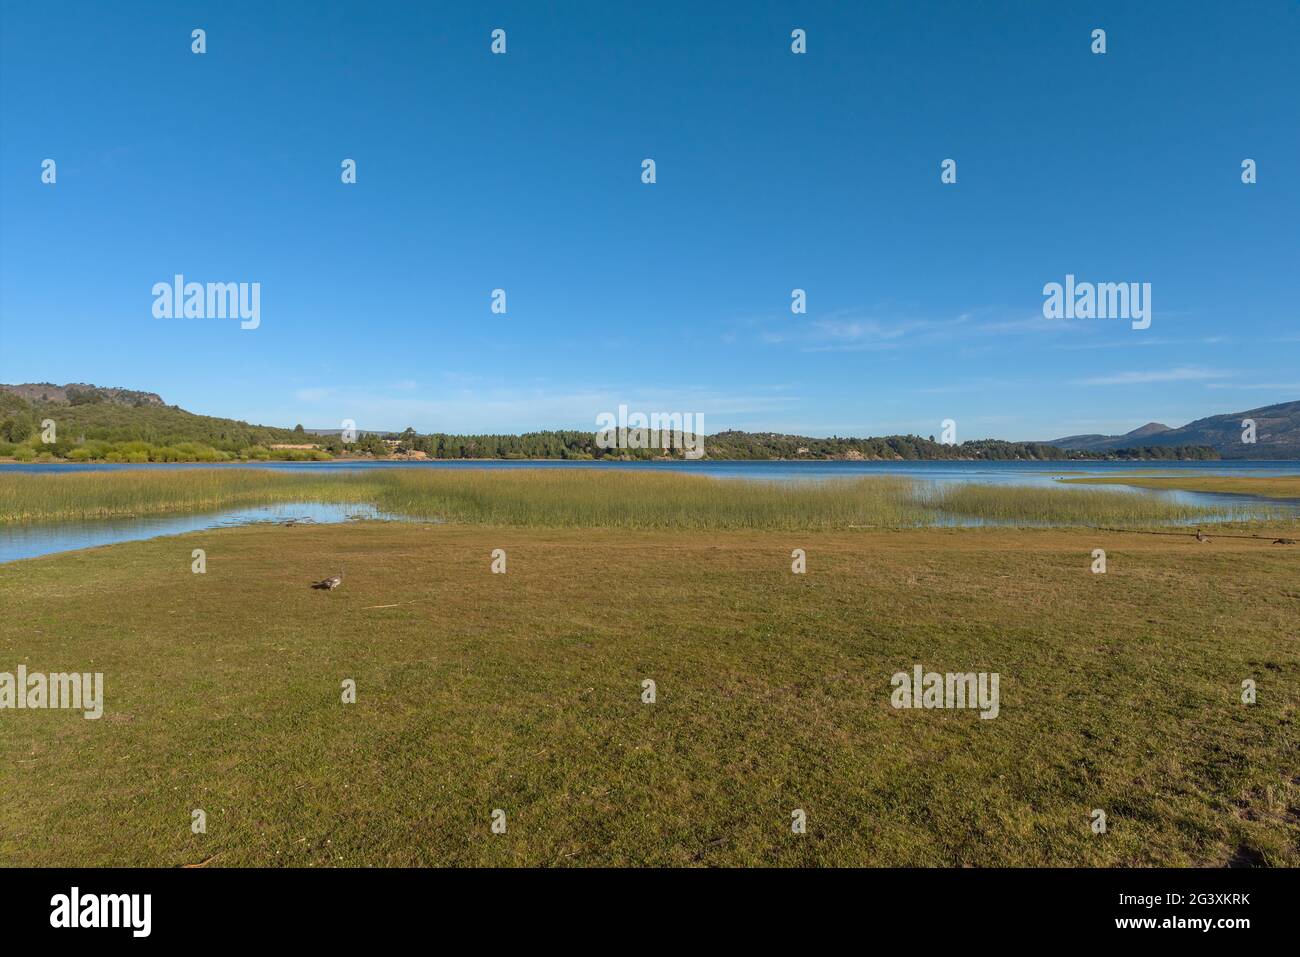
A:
[1205,382,1300,391]
[757,308,1093,354]
[1073,367,1233,386]
[1052,335,1229,352]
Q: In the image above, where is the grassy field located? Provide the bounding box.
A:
[1,520,1296,866]
[1061,473,1300,500]
[0,467,1247,527]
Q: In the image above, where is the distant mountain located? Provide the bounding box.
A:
[1044,400,1300,459]
[4,380,1281,462]
[1049,421,1172,451]
[1125,421,1172,439]
[0,382,164,407]
[0,383,309,451]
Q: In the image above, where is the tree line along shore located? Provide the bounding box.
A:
[0,389,1218,464]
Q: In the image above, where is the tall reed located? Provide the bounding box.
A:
[0,469,369,522]
[0,467,1239,528]
[920,481,1228,525]
[367,470,927,529]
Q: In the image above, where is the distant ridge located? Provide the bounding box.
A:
[1043,400,1300,459]
[1049,421,1171,449]
[1125,422,1172,438]
[0,381,309,455]
[0,382,164,407]
[3,380,1293,461]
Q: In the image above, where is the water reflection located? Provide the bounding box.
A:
[0,481,1293,564]
[0,502,406,564]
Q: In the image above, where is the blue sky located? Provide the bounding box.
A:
[1,0,1296,440]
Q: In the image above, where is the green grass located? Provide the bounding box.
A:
[0,468,1243,528]
[0,521,1296,866]
[1060,473,1300,500]
[922,481,1239,525]
[367,470,934,529]
[0,468,370,522]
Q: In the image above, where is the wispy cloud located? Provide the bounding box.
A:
[1052,335,1230,352]
[1073,366,1233,386]
[1205,382,1300,392]
[756,307,1094,354]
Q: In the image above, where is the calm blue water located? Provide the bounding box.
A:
[4,457,1300,484]
[0,502,405,565]
[2,459,1296,564]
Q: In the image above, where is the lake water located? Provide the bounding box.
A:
[2,459,1296,564]
[6,457,1300,483]
[0,502,406,565]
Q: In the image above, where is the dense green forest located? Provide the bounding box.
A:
[369,428,1218,461]
[0,385,1220,463]
[0,387,326,462]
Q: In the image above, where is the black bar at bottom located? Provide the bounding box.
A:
[0,866,1288,942]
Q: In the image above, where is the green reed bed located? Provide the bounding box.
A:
[0,468,371,523]
[367,470,928,530]
[921,481,1226,526]
[0,467,1234,529]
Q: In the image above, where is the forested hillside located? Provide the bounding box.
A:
[0,384,318,461]
[0,383,1223,463]
[1045,400,1300,459]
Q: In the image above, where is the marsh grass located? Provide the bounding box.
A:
[921,481,1227,526]
[0,467,1233,528]
[1061,473,1300,500]
[0,469,371,523]
[366,470,931,529]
